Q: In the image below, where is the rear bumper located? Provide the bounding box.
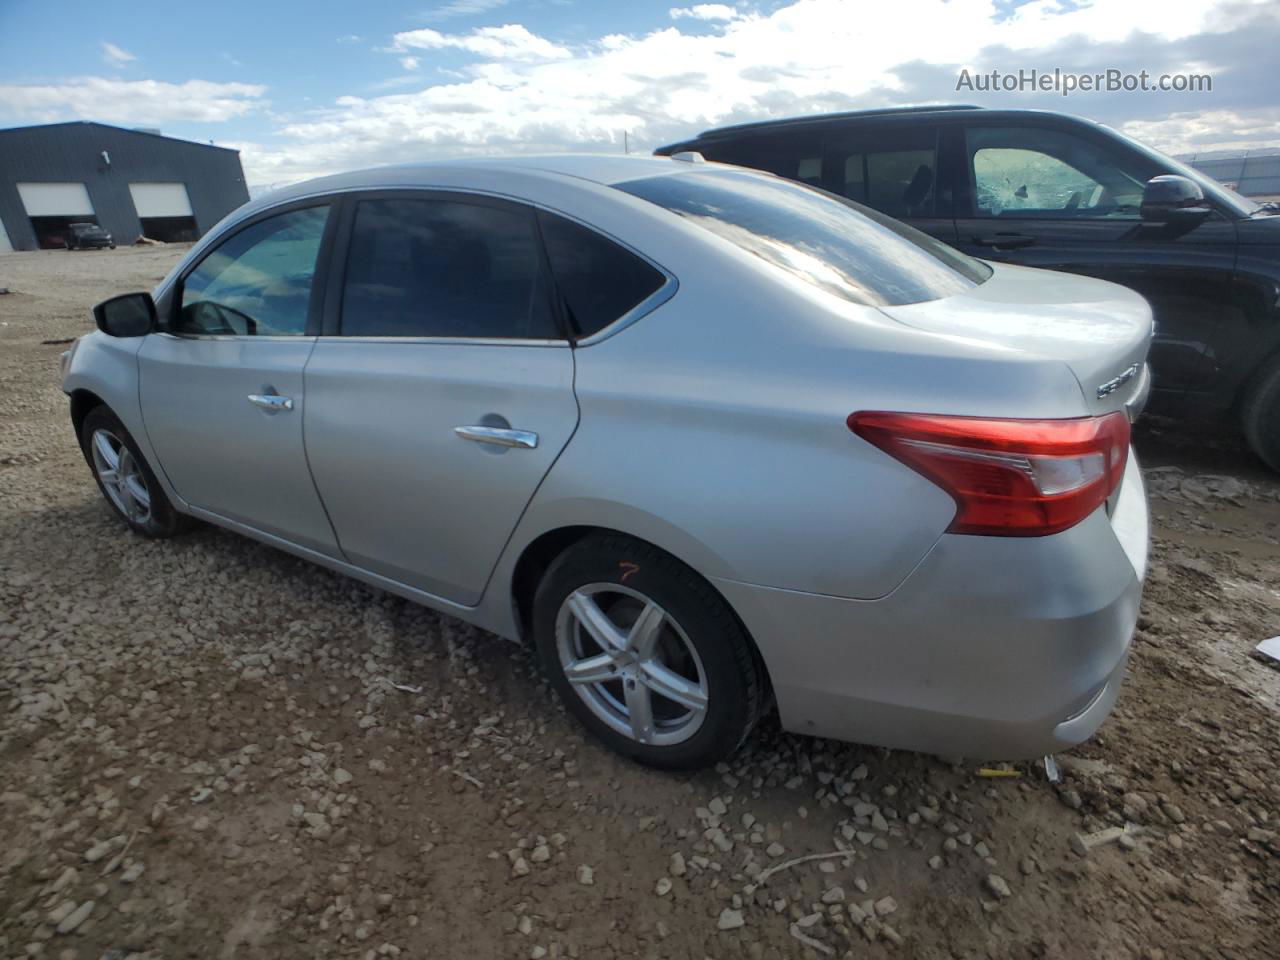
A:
[717,454,1148,760]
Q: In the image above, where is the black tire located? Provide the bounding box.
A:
[532,533,767,770]
[1242,356,1280,473]
[80,405,188,538]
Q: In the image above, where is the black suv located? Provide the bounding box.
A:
[658,106,1280,470]
[66,222,116,250]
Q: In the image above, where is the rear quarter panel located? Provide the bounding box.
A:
[500,212,1092,603]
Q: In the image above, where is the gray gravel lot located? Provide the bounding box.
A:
[2,245,1278,959]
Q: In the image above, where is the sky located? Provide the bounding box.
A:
[0,0,1277,189]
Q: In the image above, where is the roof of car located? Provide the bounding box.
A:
[655,105,1098,152]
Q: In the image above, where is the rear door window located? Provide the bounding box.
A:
[616,168,989,307]
[340,195,558,339]
[826,126,940,218]
[537,212,666,338]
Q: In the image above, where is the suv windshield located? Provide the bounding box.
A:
[616,168,991,307]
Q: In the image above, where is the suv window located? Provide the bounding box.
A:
[966,126,1148,219]
[538,212,665,338]
[827,126,940,218]
[616,169,990,307]
[341,196,557,339]
[699,130,825,187]
[177,205,329,336]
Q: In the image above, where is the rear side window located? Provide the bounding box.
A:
[616,169,989,307]
[341,196,558,339]
[538,212,665,338]
[828,126,939,218]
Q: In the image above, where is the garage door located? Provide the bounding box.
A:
[18,182,95,217]
[129,183,193,218]
[129,182,198,243]
[18,182,98,248]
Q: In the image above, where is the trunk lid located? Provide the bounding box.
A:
[877,261,1153,418]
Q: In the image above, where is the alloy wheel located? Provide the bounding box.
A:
[555,583,709,746]
[90,428,152,525]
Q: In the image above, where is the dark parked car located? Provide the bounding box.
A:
[658,106,1280,470]
[66,222,116,250]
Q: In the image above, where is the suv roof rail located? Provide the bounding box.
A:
[686,104,984,142]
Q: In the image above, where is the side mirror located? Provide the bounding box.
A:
[1140,175,1211,223]
[93,292,156,338]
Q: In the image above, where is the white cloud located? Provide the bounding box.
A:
[101,42,137,66]
[0,77,266,125]
[400,56,422,70]
[391,24,571,61]
[1122,108,1280,156]
[421,0,512,20]
[230,0,1277,184]
[669,4,740,21]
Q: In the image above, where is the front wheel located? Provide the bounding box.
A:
[532,534,767,769]
[80,406,187,537]
[1242,357,1280,473]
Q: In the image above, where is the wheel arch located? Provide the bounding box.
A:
[507,523,773,699]
[69,388,107,453]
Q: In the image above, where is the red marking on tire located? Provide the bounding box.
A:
[619,561,639,582]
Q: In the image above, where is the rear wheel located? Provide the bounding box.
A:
[532,534,766,769]
[80,406,187,538]
[1242,356,1280,473]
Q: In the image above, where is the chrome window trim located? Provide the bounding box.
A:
[172,183,679,348]
[154,332,317,343]
[312,336,571,348]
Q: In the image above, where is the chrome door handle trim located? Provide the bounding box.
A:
[247,393,294,412]
[454,425,539,449]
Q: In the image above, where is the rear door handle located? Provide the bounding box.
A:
[247,393,294,413]
[969,233,1037,251]
[454,425,539,449]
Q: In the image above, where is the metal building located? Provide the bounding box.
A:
[0,121,249,252]
[1180,147,1280,201]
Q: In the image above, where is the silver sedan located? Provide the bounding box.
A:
[63,155,1150,769]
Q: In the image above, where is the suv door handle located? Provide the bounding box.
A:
[970,233,1037,251]
[454,425,539,449]
[247,393,294,413]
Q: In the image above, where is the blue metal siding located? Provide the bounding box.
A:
[0,122,249,250]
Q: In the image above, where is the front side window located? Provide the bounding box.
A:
[538,212,666,338]
[967,127,1148,219]
[616,169,989,308]
[341,196,557,339]
[177,205,329,336]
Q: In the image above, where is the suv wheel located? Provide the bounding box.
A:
[1242,356,1280,473]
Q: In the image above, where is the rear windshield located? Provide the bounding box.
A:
[615,169,990,307]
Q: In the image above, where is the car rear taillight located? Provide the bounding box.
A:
[848,411,1130,537]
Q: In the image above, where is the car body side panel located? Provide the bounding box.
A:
[495,239,1096,602]
[62,331,190,508]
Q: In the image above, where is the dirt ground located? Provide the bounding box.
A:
[1,245,1277,960]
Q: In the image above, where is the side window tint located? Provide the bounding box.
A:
[967,127,1148,219]
[829,128,939,218]
[538,212,665,338]
[703,132,823,185]
[177,206,329,336]
[341,197,557,339]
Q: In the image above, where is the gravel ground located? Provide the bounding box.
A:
[1,245,1278,960]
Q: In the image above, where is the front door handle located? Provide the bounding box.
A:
[247,393,294,413]
[454,425,539,449]
[970,233,1037,251]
